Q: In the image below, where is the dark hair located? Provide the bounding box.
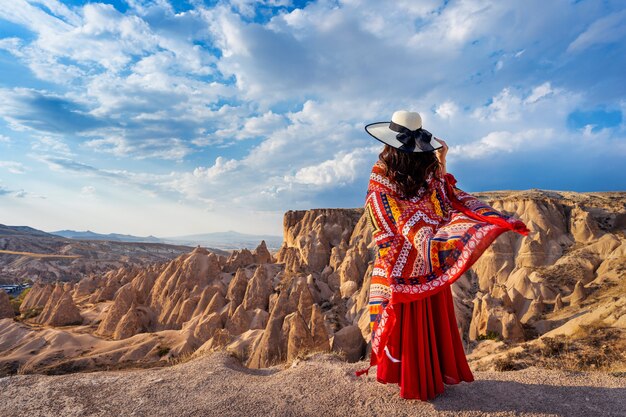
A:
[379,145,441,198]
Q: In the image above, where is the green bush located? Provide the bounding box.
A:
[477,330,501,341]
[21,307,43,320]
[156,346,171,357]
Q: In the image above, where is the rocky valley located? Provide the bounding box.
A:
[0,188,624,384]
[0,224,225,284]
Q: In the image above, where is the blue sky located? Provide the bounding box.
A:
[0,0,624,237]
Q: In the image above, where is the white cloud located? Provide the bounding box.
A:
[0,182,44,199]
[525,82,554,104]
[0,161,26,174]
[472,82,566,123]
[473,88,523,122]
[192,156,240,181]
[82,134,191,162]
[213,110,288,140]
[567,9,626,53]
[449,128,556,159]
[435,101,459,119]
[81,185,96,195]
[284,146,379,186]
[0,0,623,234]
[31,135,73,156]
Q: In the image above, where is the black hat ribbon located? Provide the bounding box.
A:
[389,121,433,152]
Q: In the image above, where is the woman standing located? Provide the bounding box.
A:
[355,111,530,400]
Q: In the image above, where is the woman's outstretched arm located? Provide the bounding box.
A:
[443,172,531,236]
[433,137,447,177]
[431,137,529,235]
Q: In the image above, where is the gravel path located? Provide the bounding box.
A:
[1,351,625,417]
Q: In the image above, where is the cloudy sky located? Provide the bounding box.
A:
[0,0,624,237]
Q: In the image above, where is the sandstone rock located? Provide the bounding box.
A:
[0,291,14,318]
[226,268,249,309]
[253,240,274,264]
[247,289,291,369]
[340,281,358,299]
[20,283,52,313]
[148,250,216,328]
[506,269,537,300]
[469,294,524,342]
[520,295,544,324]
[508,287,529,317]
[275,246,303,274]
[554,293,564,312]
[249,308,269,330]
[224,249,255,273]
[192,286,219,317]
[570,281,587,306]
[276,209,363,274]
[97,284,136,337]
[225,304,251,336]
[202,328,233,351]
[327,271,340,293]
[35,284,64,324]
[192,312,223,341]
[338,246,365,290]
[309,304,330,352]
[297,284,314,324]
[331,325,364,362]
[205,292,226,316]
[113,302,145,339]
[570,204,603,243]
[287,278,308,312]
[316,280,334,301]
[471,238,517,291]
[329,241,348,271]
[242,265,273,311]
[282,311,316,364]
[226,329,264,362]
[37,291,83,327]
[73,276,101,299]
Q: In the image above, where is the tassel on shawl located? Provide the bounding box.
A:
[355,365,372,377]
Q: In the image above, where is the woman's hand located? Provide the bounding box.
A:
[433,137,448,176]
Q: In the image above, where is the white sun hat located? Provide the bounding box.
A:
[365,110,443,153]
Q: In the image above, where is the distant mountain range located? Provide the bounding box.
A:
[0,223,204,285]
[51,230,162,243]
[50,229,283,251]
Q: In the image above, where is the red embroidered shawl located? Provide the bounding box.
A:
[356,160,530,376]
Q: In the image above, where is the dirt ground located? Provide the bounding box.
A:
[1,351,625,417]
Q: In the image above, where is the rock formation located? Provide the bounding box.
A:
[97,283,142,338]
[1,188,624,375]
[242,265,273,311]
[569,280,587,306]
[469,293,525,342]
[0,291,14,318]
[331,325,365,362]
[224,248,255,273]
[19,282,53,313]
[253,240,274,264]
[35,288,82,326]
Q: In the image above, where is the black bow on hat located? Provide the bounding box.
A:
[389,121,434,152]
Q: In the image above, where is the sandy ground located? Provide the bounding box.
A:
[1,351,625,417]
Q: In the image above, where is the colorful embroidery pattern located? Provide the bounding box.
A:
[363,160,531,369]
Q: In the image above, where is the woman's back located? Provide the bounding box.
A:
[358,111,530,400]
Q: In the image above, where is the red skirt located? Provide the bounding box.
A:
[375,285,474,400]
